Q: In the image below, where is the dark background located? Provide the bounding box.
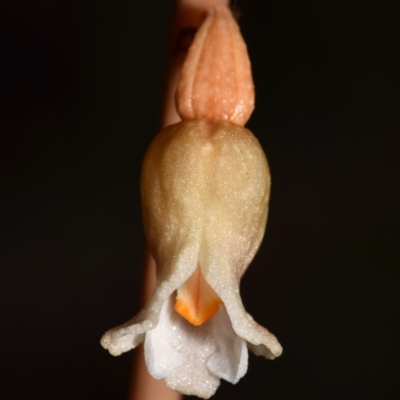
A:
[1,1,399,399]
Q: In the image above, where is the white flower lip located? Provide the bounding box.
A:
[101,120,282,398]
[101,5,282,398]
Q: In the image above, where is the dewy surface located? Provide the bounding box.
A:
[101,4,282,399]
[141,119,270,288]
[145,296,248,398]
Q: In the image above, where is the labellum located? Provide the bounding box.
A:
[101,5,282,398]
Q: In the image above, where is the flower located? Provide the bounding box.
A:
[100,5,282,399]
[101,119,282,398]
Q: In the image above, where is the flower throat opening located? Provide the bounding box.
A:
[174,265,223,326]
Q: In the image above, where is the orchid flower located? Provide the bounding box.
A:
[101,5,282,398]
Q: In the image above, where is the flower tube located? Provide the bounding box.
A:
[101,5,282,399]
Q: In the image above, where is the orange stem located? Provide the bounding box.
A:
[129,1,229,400]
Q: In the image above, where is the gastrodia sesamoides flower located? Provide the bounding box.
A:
[101,5,282,399]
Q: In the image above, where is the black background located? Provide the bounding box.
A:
[1,1,399,399]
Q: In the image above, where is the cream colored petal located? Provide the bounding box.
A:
[145,295,248,399]
[100,245,198,356]
[141,119,268,280]
[140,118,282,359]
[198,206,283,358]
[203,266,283,359]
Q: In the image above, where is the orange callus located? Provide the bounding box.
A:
[175,266,223,326]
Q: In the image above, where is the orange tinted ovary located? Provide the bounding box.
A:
[175,266,223,326]
[176,5,254,127]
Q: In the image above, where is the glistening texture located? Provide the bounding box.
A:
[101,4,282,398]
[101,119,282,397]
[145,296,248,398]
[141,119,282,360]
[141,119,269,291]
